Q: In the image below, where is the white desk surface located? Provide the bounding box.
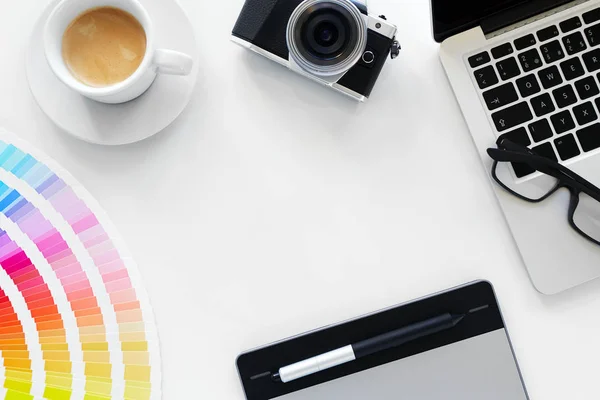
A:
[2,0,600,399]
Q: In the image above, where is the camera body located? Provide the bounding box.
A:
[232,0,399,101]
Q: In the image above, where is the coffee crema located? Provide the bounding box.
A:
[62,7,147,87]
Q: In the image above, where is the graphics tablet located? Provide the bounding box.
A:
[237,281,529,400]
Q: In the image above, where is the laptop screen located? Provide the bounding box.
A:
[431,0,570,42]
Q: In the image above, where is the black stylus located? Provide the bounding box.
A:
[272,312,466,383]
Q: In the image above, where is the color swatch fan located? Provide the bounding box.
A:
[0,129,161,399]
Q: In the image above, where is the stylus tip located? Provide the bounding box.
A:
[249,371,272,380]
[468,304,490,314]
[272,373,282,382]
[451,314,465,326]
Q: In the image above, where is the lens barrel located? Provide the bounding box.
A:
[287,0,367,76]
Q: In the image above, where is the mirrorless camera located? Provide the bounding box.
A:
[232,0,400,101]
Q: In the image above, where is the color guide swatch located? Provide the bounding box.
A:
[0,129,161,399]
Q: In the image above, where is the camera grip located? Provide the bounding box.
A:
[232,0,279,42]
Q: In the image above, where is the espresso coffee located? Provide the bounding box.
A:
[62,7,147,87]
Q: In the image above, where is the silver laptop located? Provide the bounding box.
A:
[436,0,600,294]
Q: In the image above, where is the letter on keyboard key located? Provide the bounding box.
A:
[577,123,600,151]
[492,102,533,132]
[575,76,600,99]
[516,74,541,97]
[554,134,581,160]
[552,85,577,108]
[474,65,498,89]
[559,57,585,80]
[585,23,600,47]
[538,65,563,88]
[482,83,518,110]
[573,101,598,125]
[551,110,576,134]
[583,48,600,71]
[531,93,556,116]
[540,40,565,63]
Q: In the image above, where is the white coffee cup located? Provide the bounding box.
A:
[44,0,193,104]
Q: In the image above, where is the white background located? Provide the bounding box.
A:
[2,0,600,399]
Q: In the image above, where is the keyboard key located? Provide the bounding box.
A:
[575,76,600,99]
[531,93,556,116]
[474,65,499,89]
[515,34,536,50]
[540,40,565,63]
[552,85,577,108]
[560,17,582,33]
[482,82,518,110]
[511,162,536,178]
[498,127,531,146]
[496,58,521,80]
[518,48,542,72]
[551,110,576,134]
[577,123,600,151]
[492,102,533,132]
[537,25,559,42]
[573,101,598,125]
[491,43,514,59]
[559,57,585,80]
[563,31,587,55]
[584,23,600,47]
[594,97,600,114]
[554,134,581,160]
[583,48,600,72]
[509,141,543,177]
[538,65,563,89]
[516,74,541,97]
[468,51,490,68]
[529,119,554,142]
[532,142,559,162]
[583,8,600,24]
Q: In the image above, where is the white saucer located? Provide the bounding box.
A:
[26,0,199,146]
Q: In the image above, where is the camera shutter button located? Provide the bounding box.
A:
[362,51,375,64]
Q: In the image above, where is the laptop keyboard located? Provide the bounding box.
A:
[468,6,600,178]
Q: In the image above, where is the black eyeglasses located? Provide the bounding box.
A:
[487,139,600,246]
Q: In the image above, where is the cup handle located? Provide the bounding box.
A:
[153,49,193,75]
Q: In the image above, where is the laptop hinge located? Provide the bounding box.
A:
[481,0,585,37]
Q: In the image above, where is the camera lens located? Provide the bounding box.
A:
[302,12,348,59]
[317,25,335,45]
[287,0,367,76]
